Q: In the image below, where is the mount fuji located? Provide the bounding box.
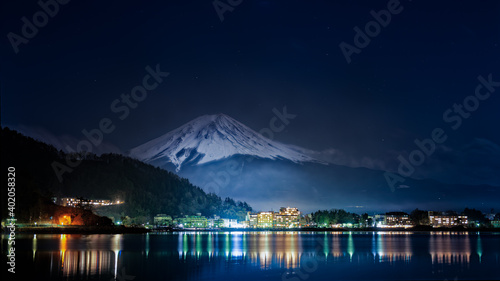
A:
[129,114,500,213]
[129,114,321,171]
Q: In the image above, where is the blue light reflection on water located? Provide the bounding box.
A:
[3,231,500,280]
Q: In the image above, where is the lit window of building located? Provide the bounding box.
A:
[274,207,301,228]
[60,197,122,208]
[428,211,468,227]
[384,212,411,227]
[247,212,258,228]
[257,212,274,228]
[153,214,172,226]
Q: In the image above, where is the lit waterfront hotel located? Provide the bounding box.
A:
[247,207,301,228]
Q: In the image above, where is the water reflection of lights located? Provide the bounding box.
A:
[112,234,123,279]
[477,234,482,263]
[37,231,488,278]
[175,232,412,267]
[225,232,230,259]
[60,234,67,269]
[429,232,472,264]
[145,233,150,258]
[372,232,412,263]
[231,232,243,257]
[50,235,119,278]
[32,234,37,260]
[347,232,354,261]
[175,232,303,269]
[207,233,213,260]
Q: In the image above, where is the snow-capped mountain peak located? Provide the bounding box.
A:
[129,114,319,170]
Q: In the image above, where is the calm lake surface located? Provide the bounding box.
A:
[2,231,500,280]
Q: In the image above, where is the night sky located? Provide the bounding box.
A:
[1,1,500,189]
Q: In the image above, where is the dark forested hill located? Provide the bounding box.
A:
[0,127,252,223]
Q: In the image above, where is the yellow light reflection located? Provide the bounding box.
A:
[32,234,37,260]
[429,232,471,264]
[60,234,67,269]
[372,232,412,263]
[55,235,116,278]
[112,234,123,279]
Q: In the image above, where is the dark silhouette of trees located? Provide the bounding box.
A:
[410,208,430,225]
[462,208,489,226]
[311,209,360,226]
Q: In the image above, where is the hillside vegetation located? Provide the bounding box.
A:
[1,127,252,224]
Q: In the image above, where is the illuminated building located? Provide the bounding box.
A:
[178,215,207,228]
[247,212,258,228]
[384,212,412,228]
[274,207,301,228]
[207,218,228,228]
[374,214,386,227]
[257,212,274,228]
[60,197,123,208]
[222,219,242,228]
[248,208,302,228]
[153,214,172,226]
[206,215,221,228]
[491,220,500,228]
[213,218,225,228]
[428,212,468,227]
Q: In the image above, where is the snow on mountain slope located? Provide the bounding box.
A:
[129,114,321,171]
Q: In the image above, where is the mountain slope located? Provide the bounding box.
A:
[177,155,500,214]
[130,114,321,171]
[0,127,253,223]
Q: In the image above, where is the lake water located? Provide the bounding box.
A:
[2,231,500,280]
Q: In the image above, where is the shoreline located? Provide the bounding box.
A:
[4,225,500,235]
[163,226,500,233]
[2,225,150,234]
